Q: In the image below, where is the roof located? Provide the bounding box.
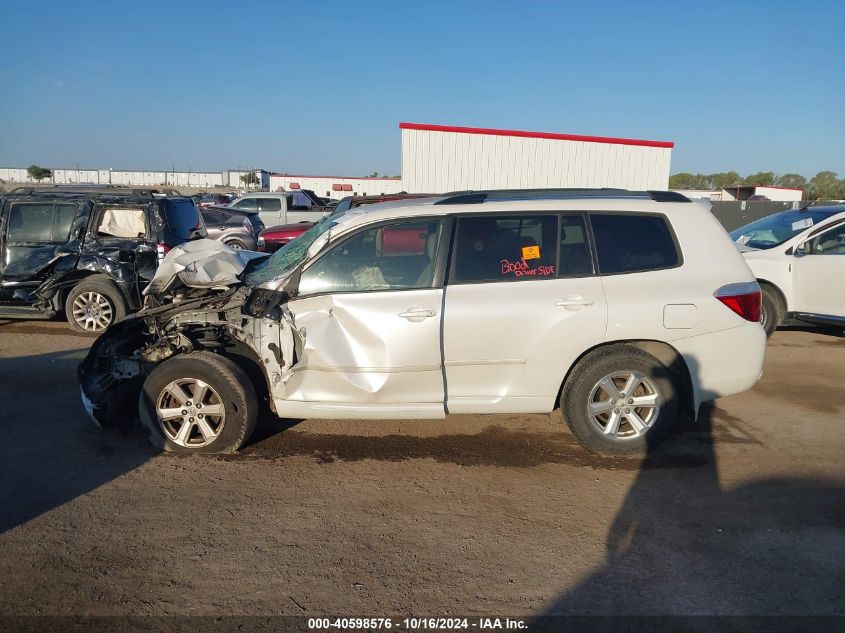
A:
[399,122,674,149]
[329,189,695,235]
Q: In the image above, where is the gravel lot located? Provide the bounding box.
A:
[0,320,843,617]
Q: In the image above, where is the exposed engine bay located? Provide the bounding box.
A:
[78,240,300,428]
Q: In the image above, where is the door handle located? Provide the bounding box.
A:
[398,308,437,321]
[556,296,595,308]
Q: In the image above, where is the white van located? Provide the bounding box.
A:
[80,189,767,456]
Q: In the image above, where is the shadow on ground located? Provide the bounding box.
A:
[532,402,845,620]
[0,349,155,533]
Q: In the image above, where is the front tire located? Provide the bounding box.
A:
[561,345,678,456]
[65,277,126,334]
[139,352,258,454]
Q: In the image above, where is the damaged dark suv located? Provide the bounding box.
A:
[0,186,206,333]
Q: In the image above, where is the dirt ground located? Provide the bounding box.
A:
[0,320,843,618]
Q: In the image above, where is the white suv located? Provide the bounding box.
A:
[730,205,845,335]
[79,189,766,456]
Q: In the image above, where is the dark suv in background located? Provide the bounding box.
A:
[0,186,206,333]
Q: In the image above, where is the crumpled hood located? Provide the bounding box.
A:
[146,239,267,297]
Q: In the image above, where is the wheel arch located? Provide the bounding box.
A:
[757,278,788,312]
[57,271,132,312]
[556,339,695,420]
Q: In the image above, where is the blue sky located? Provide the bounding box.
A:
[1,0,842,177]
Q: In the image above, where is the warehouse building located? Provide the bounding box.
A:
[269,173,402,199]
[399,122,674,193]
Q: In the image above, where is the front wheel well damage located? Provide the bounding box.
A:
[555,339,695,422]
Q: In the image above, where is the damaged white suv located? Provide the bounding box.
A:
[79,189,766,456]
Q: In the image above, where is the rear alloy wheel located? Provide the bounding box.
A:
[587,370,661,440]
[561,345,678,455]
[139,352,257,454]
[65,278,126,334]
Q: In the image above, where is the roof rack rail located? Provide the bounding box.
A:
[7,185,156,200]
[434,188,691,205]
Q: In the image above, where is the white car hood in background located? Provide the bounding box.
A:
[146,239,266,296]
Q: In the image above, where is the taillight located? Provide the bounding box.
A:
[715,282,761,322]
[157,243,171,263]
[243,218,254,235]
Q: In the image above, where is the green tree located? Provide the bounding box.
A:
[742,171,775,186]
[775,173,807,190]
[239,172,259,186]
[26,165,53,182]
[807,171,843,200]
[368,171,379,177]
[668,173,704,189]
[710,171,741,189]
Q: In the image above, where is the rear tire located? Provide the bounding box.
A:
[65,277,126,335]
[760,284,784,337]
[561,345,678,456]
[139,352,258,454]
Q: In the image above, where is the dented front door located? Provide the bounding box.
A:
[276,219,447,419]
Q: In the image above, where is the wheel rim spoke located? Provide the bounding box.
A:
[200,403,225,417]
[625,410,648,433]
[158,407,184,421]
[174,420,193,444]
[597,376,622,400]
[630,393,659,408]
[589,400,615,415]
[620,373,640,398]
[603,410,623,436]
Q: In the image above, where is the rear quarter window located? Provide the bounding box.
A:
[590,213,680,274]
[162,200,205,243]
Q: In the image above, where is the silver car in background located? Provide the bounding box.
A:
[199,206,264,250]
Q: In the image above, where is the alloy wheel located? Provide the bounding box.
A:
[587,370,661,439]
[71,292,114,332]
[156,378,226,448]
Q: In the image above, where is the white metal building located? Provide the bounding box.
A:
[268,173,403,199]
[400,122,674,193]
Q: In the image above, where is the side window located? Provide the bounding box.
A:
[259,198,282,213]
[299,220,443,295]
[810,224,845,255]
[453,215,557,283]
[96,207,148,238]
[590,213,679,274]
[202,209,228,225]
[7,203,78,243]
[7,204,55,242]
[234,198,258,212]
[558,214,593,277]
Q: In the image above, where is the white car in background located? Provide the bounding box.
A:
[80,189,766,456]
[730,205,845,335]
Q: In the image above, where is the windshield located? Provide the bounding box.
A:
[729,209,839,249]
[245,217,336,286]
